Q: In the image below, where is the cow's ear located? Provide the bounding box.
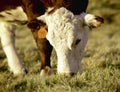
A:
[27,19,40,30]
[84,14,104,28]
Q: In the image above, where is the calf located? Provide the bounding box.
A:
[0,0,90,75]
[29,0,104,75]
[26,0,90,76]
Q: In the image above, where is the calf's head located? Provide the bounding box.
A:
[28,7,103,75]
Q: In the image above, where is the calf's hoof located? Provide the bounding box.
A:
[12,67,28,76]
[40,66,54,77]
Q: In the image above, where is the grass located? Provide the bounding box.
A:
[0,0,120,92]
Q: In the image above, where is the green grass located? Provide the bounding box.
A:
[0,0,120,92]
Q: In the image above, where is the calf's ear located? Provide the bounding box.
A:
[27,19,40,30]
[84,14,104,28]
[27,19,48,38]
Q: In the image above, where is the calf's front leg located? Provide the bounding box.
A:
[0,22,27,75]
[30,27,54,76]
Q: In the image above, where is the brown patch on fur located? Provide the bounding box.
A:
[0,0,22,12]
[21,0,45,21]
[95,15,104,23]
[41,0,71,14]
[38,26,48,38]
[90,16,104,28]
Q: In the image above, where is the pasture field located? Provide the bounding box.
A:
[0,0,120,92]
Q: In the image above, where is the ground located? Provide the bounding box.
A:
[0,0,120,92]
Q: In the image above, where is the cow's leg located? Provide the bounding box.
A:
[30,29,53,76]
[0,22,27,75]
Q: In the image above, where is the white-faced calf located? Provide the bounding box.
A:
[29,6,103,75]
[0,0,103,76]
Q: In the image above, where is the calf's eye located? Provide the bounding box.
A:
[75,39,81,45]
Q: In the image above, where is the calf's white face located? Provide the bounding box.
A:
[37,7,103,74]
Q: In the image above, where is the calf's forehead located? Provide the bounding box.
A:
[46,18,85,50]
[37,7,87,49]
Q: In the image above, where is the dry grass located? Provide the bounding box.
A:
[0,0,120,92]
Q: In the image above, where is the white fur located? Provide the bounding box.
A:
[38,7,89,74]
[0,7,27,75]
[37,7,103,74]
[80,13,103,27]
[0,7,27,22]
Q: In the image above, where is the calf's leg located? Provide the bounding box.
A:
[0,22,27,75]
[30,29,53,76]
